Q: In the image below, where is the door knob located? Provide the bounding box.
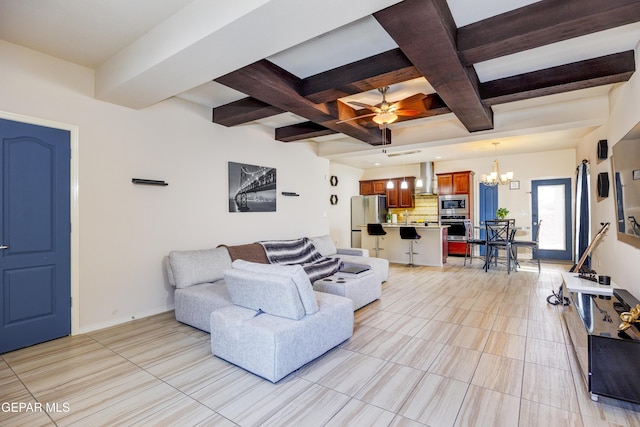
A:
[0,245,9,250]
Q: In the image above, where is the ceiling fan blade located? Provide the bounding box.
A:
[392,93,427,111]
[347,101,378,111]
[396,109,422,116]
[336,113,377,124]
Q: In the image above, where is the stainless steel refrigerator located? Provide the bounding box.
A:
[351,195,388,248]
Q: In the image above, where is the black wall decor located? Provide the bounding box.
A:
[597,172,609,198]
[132,178,168,186]
[597,139,608,160]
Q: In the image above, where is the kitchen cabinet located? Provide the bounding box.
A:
[437,171,473,195]
[359,179,386,195]
[386,177,415,208]
[448,241,466,256]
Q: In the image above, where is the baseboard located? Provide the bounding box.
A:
[77,304,175,335]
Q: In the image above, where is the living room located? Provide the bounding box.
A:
[2,1,640,425]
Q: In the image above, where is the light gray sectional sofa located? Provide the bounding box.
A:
[166,235,388,333]
[166,235,388,382]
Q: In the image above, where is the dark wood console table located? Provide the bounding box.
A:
[560,272,640,404]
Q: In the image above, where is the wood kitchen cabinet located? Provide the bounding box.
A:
[359,179,386,195]
[386,177,415,208]
[437,171,473,195]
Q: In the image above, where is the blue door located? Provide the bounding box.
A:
[532,178,572,260]
[478,183,498,255]
[0,118,71,353]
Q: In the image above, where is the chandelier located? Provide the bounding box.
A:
[482,142,513,186]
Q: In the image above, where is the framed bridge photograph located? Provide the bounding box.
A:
[228,161,277,212]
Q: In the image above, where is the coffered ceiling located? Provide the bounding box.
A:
[2,0,640,169]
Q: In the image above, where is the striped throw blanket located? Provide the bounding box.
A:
[259,237,342,282]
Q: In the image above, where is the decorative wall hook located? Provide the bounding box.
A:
[330,194,338,205]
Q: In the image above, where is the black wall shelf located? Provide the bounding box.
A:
[132,178,168,186]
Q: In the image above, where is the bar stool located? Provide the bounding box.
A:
[400,226,421,266]
[366,223,387,257]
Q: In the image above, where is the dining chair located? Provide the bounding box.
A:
[484,219,513,274]
[511,220,542,272]
[463,219,485,266]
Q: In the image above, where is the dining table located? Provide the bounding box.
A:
[479,219,530,273]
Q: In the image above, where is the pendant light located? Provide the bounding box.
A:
[400,163,408,189]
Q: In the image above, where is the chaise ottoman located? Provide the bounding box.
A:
[313,271,381,310]
[210,260,354,383]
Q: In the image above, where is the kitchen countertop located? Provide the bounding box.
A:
[359,223,448,267]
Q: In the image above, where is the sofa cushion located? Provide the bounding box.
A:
[230,260,319,315]
[219,243,268,263]
[333,253,389,283]
[174,281,231,332]
[224,269,305,320]
[168,247,232,289]
[309,235,337,257]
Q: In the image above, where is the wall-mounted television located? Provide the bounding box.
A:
[612,122,640,249]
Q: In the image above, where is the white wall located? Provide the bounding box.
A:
[580,41,640,297]
[0,41,330,332]
[328,162,363,248]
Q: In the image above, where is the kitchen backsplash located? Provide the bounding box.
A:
[388,194,438,223]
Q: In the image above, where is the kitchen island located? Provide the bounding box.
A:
[360,224,448,267]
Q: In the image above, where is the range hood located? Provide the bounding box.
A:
[414,162,436,195]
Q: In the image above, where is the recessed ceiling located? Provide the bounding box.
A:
[1,0,638,169]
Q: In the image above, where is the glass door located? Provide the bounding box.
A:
[531,178,572,260]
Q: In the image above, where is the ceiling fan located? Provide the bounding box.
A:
[337,86,425,127]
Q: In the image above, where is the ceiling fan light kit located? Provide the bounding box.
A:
[372,112,398,125]
[341,86,422,128]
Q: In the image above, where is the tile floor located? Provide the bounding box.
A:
[1,258,640,426]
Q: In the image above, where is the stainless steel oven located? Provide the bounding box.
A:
[438,194,468,216]
[440,215,467,241]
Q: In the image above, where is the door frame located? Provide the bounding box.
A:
[1,111,80,335]
[531,178,573,261]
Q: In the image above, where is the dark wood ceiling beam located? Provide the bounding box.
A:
[215,59,387,145]
[212,97,284,127]
[375,0,493,132]
[458,0,640,66]
[301,48,422,104]
[481,51,635,106]
[275,122,337,142]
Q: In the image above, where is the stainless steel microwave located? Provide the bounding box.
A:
[438,194,468,215]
